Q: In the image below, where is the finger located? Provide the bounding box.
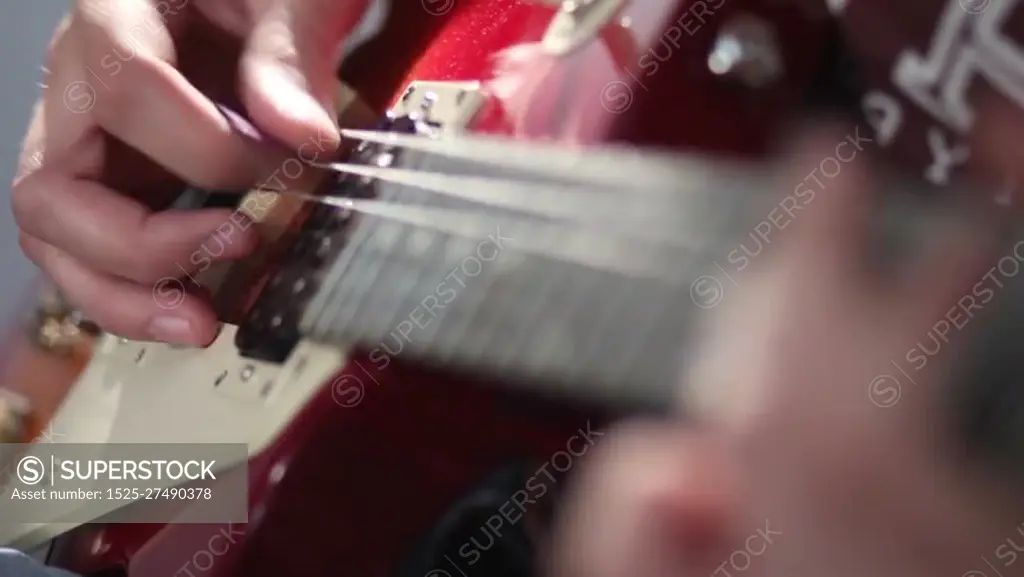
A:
[16,100,47,185]
[33,14,103,179]
[17,18,68,182]
[70,0,272,188]
[192,0,255,37]
[548,421,732,577]
[972,99,1024,197]
[240,0,370,149]
[774,124,875,270]
[892,97,1017,326]
[38,14,82,152]
[894,212,1002,331]
[19,234,219,345]
[12,170,257,284]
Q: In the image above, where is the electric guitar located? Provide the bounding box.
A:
[0,1,1016,576]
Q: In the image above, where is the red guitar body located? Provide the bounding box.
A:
[17,1,830,575]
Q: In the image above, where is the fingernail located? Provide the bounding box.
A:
[148,316,195,344]
[215,104,265,142]
[254,63,339,137]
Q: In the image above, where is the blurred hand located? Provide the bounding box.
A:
[546,131,1024,577]
[12,0,370,345]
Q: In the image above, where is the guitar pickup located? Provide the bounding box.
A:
[234,81,486,364]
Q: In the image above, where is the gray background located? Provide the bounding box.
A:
[0,3,67,321]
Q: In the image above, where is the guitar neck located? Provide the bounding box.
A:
[285,144,971,412]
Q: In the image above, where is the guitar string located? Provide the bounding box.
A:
[288,163,736,250]
[290,192,713,282]
[335,128,721,191]
[273,128,773,239]
[243,132,768,284]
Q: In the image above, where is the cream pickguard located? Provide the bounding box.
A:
[0,327,345,549]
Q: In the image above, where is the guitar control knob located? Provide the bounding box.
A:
[29,289,100,355]
[707,14,783,89]
[0,391,30,443]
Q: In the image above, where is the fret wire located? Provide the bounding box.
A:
[444,270,506,369]
[489,251,564,373]
[338,180,430,347]
[326,216,394,344]
[302,209,377,344]
[448,250,526,373]
[545,265,615,376]
[364,240,424,356]
[398,190,472,362]
[377,150,546,366]
[619,286,694,391]
[573,270,635,371]
[364,172,442,346]
[426,235,502,366]
[514,258,582,377]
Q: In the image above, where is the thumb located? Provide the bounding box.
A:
[241,0,370,150]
